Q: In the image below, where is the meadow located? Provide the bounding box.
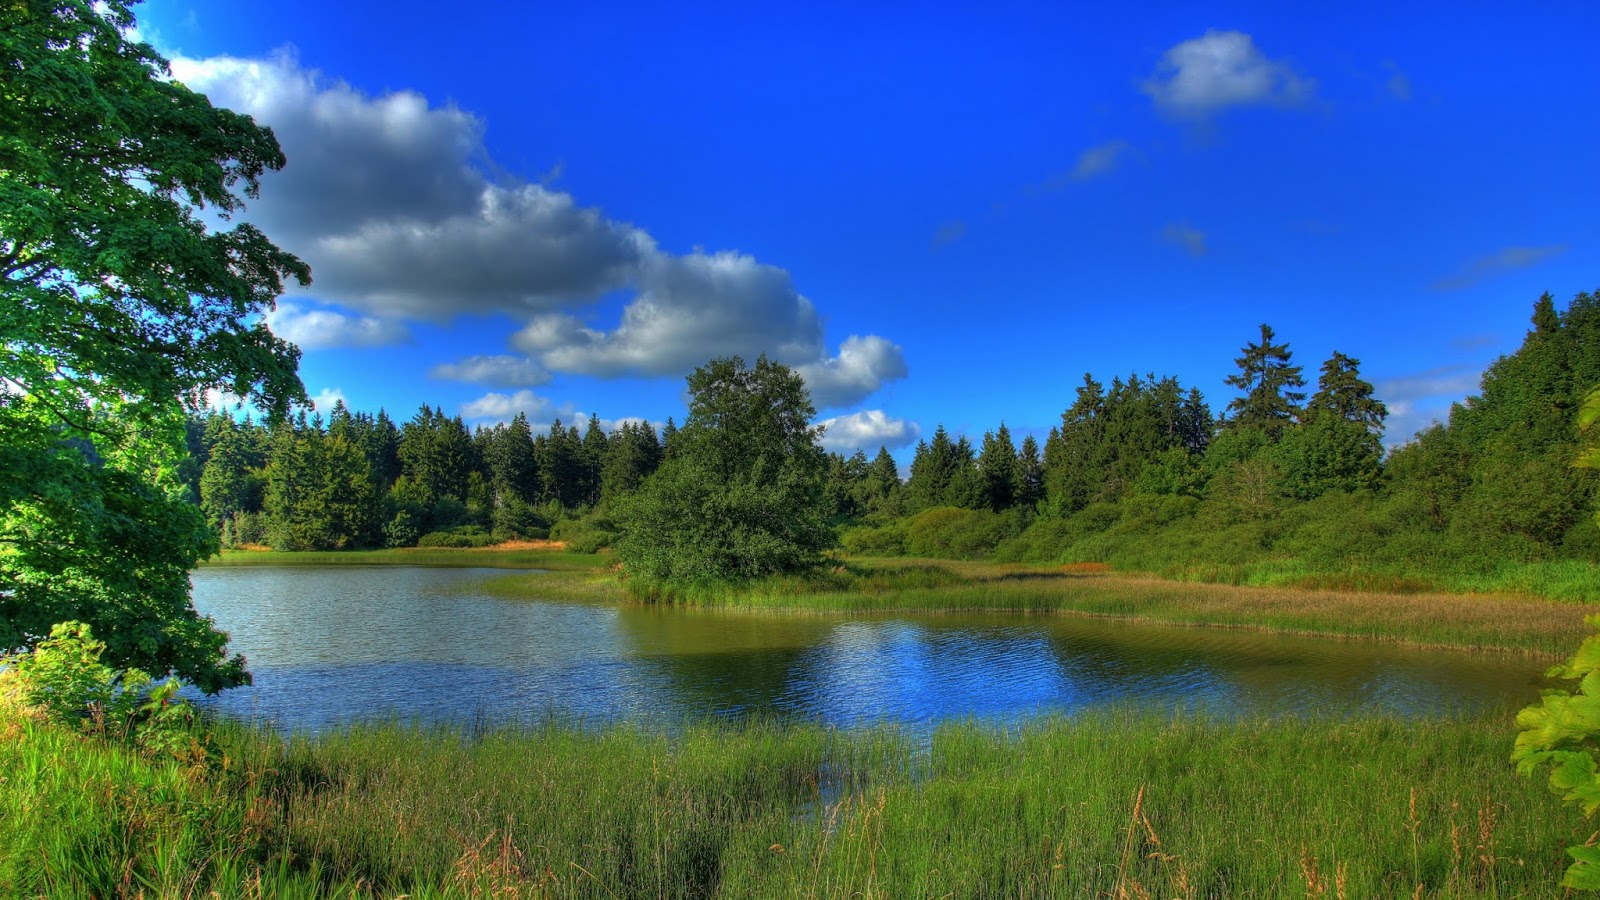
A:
[1,700,1581,899]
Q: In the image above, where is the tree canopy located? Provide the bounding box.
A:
[1,0,309,690]
[614,356,834,583]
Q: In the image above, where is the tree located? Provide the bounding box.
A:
[1224,324,1306,438]
[1,1,308,691]
[614,356,834,583]
[977,424,1018,511]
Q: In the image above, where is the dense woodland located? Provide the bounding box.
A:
[185,289,1600,584]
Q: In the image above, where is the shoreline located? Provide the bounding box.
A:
[202,548,1599,656]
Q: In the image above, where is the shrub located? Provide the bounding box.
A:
[416,525,497,548]
[4,622,193,755]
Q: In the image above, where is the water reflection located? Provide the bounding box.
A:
[191,566,1546,732]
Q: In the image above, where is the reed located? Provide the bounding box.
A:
[0,705,1582,898]
[477,557,1594,656]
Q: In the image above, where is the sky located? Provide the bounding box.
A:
[137,1,1598,460]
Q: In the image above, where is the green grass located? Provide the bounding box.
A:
[201,546,610,572]
[478,557,1596,656]
[0,703,1584,898]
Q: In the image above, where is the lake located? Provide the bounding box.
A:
[191,565,1546,731]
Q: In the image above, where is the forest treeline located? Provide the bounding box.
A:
[185,289,1600,588]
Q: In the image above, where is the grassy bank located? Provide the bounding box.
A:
[479,557,1594,656]
[201,545,609,572]
[1,703,1582,899]
[200,547,1598,655]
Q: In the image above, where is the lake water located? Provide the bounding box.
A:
[190,565,1547,732]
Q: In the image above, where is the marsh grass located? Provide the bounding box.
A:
[202,546,609,572]
[1,705,1583,898]
[478,556,1593,656]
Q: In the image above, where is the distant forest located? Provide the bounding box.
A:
[184,289,1600,586]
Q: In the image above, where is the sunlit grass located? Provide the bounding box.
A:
[475,555,1592,656]
[1,703,1583,898]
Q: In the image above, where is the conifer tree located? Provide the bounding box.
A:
[977,424,1019,511]
[1224,324,1306,438]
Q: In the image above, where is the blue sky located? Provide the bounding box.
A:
[140,1,1597,459]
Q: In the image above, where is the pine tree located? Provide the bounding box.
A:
[977,424,1019,511]
[1224,324,1306,438]
[1015,434,1044,509]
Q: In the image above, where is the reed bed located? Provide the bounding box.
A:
[0,707,1582,898]
[484,557,1594,656]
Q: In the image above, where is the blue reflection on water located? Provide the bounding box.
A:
[191,566,1544,734]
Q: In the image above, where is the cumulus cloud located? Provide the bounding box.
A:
[1162,222,1209,256]
[817,410,922,454]
[796,336,909,410]
[1070,140,1131,181]
[1374,364,1485,446]
[514,250,824,377]
[1431,245,1568,291]
[169,50,906,398]
[265,301,408,350]
[429,355,550,388]
[460,390,559,423]
[1144,30,1313,119]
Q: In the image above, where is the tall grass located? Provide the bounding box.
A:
[202,546,609,572]
[481,557,1594,656]
[0,705,1583,898]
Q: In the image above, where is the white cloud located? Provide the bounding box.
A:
[1144,30,1313,119]
[1431,245,1568,291]
[460,389,559,423]
[172,50,908,390]
[308,387,348,413]
[797,336,909,410]
[516,250,825,376]
[817,410,921,453]
[429,355,549,387]
[1070,140,1131,180]
[1162,222,1209,256]
[265,302,407,350]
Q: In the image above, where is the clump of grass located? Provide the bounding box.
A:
[2,705,1585,898]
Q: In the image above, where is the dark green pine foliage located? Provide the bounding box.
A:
[1043,374,1106,515]
[906,426,980,511]
[1418,288,1600,548]
[198,412,265,533]
[1043,373,1207,514]
[824,451,871,519]
[863,446,904,516]
[615,355,833,581]
[398,406,474,507]
[1224,324,1306,439]
[977,424,1019,512]
[601,421,663,499]
[1274,352,1388,500]
[1015,434,1044,510]
[580,414,610,506]
[539,419,587,509]
[263,415,381,550]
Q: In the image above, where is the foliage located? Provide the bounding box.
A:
[1514,616,1600,889]
[615,356,834,584]
[1,0,309,690]
[415,526,498,549]
[4,621,193,754]
[1513,382,1600,891]
[1223,323,1306,437]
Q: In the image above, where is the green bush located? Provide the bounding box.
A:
[840,522,908,556]
[416,525,497,548]
[552,511,617,554]
[4,622,193,755]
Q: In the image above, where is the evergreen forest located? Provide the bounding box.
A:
[185,289,1600,596]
